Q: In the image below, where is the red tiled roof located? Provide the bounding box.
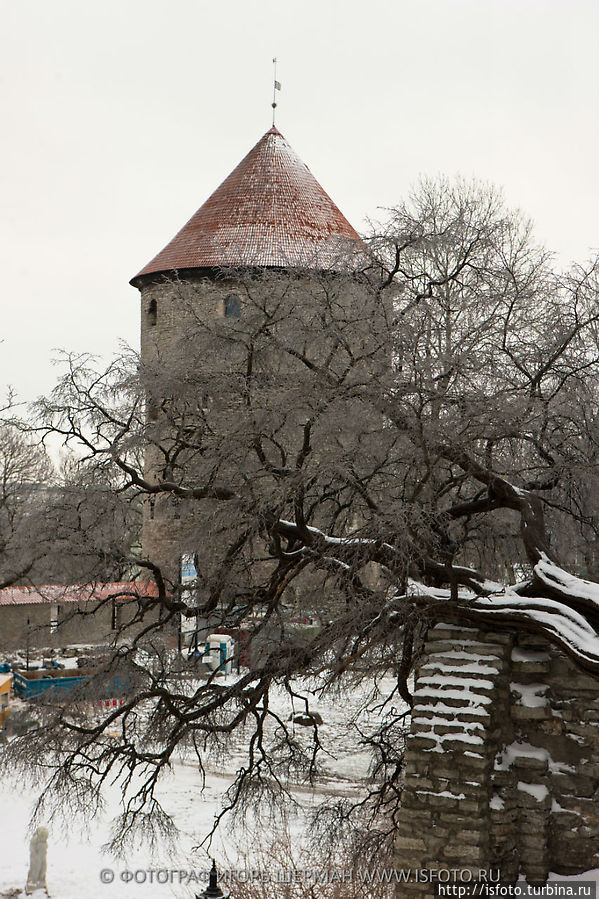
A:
[0,582,159,607]
[132,126,362,282]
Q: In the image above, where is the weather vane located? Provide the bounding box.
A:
[272,57,281,126]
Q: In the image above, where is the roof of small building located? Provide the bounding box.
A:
[132,126,362,282]
[0,582,159,607]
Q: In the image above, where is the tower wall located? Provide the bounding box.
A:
[139,272,241,579]
[137,269,385,583]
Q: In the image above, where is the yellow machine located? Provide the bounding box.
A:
[0,672,12,726]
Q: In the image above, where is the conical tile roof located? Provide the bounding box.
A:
[132,127,362,282]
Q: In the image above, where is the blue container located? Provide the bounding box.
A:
[13,670,89,700]
[12,669,129,701]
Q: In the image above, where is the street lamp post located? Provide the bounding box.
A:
[196,860,229,899]
[26,617,31,671]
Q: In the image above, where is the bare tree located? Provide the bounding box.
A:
[4,177,599,854]
[0,422,140,589]
[0,424,56,587]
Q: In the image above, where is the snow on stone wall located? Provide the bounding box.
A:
[396,624,599,895]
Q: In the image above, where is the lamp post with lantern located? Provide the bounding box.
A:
[197,860,229,899]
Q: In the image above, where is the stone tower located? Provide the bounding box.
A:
[130,126,364,580]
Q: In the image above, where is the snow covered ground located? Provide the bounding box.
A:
[1,673,598,896]
[0,676,399,897]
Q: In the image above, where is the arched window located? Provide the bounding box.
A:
[148,299,157,327]
[224,294,241,319]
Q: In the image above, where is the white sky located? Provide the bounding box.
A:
[2,0,598,404]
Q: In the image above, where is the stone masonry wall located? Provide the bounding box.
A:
[137,270,384,579]
[396,625,512,893]
[396,623,599,895]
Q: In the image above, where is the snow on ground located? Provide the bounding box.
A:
[0,675,403,897]
[0,763,228,898]
[2,671,599,894]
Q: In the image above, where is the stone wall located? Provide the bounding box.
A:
[136,269,386,579]
[396,623,599,894]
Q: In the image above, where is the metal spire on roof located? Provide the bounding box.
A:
[272,57,281,126]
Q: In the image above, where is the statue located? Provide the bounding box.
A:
[25,827,48,895]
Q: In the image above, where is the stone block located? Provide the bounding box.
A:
[492,770,515,788]
[419,709,492,725]
[512,661,551,677]
[428,625,479,639]
[395,835,427,851]
[538,717,567,736]
[550,809,583,828]
[452,644,509,659]
[551,707,576,721]
[457,754,489,772]
[564,674,599,692]
[568,722,599,740]
[429,723,484,737]
[412,694,472,709]
[404,758,430,777]
[515,640,551,655]
[552,774,596,797]
[421,640,463,654]
[519,818,549,836]
[433,765,484,782]
[458,799,490,814]
[438,812,484,827]
[452,828,485,842]
[410,793,463,811]
[438,738,485,753]
[406,735,439,751]
[473,632,513,646]
[511,705,551,721]
[446,781,487,799]
[512,755,548,773]
[442,844,486,863]
[404,775,435,791]
[516,790,551,810]
[423,657,503,672]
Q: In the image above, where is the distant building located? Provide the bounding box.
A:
[0,582,160,652]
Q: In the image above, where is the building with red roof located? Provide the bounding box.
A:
[131,126,362,282]
[132,124,367,577]
[0,582,160,651]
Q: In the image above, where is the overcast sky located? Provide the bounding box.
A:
[2,0,598,404]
